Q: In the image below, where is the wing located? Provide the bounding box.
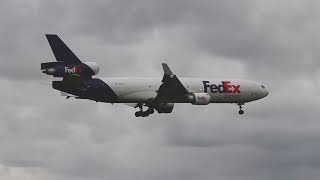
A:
[153,63,189,103]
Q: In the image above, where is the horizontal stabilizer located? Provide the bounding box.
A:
[60,91,75,97]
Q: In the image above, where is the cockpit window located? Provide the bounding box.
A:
[261,85,265,89]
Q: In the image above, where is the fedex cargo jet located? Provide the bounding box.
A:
[41,35,269,117]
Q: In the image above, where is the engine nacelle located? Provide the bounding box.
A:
[155,103,174,114]
[83,62,99,75]
[187,93,211,105]
[41,61,99,77]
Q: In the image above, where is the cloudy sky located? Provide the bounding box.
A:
[1,0,320,179]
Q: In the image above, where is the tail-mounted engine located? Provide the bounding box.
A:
[41,61,99,77]
[186,93,211,105]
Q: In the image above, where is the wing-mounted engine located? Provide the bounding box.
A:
[154,103,174,114]
[41,61,99,78]
[186,93,211,105]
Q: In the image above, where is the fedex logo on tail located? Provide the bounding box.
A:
[65,66,82,74]
[203,81,240,93]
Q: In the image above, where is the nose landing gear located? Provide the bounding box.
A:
[238,103,244,115]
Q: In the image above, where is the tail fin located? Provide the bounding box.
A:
[45,34,82,64]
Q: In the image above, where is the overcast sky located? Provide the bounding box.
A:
[1,0,320,179]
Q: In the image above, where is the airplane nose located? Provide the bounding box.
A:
[259,84,269,98]
[264,89,269,97]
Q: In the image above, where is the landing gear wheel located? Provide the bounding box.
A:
[142,112,149,117]
[238,103,245,115]
[135,111,144,117]
[135,110,152,117]
[135,104,155,117]
[135,103,144,117]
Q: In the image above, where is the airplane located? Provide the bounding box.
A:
[41,34,269,117]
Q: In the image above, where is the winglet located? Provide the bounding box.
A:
[162,63,174,75]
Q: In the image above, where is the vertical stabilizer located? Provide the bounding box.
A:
[45,34,82,64]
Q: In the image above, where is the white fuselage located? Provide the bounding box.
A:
[102,77,269,104]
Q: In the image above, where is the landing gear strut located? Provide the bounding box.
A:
[135,104,155,117]
[238,103,244,115]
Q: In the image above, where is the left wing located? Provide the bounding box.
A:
[153,63,189,103]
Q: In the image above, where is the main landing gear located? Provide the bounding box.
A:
[238,103,244,115]
[135,104,155,117]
